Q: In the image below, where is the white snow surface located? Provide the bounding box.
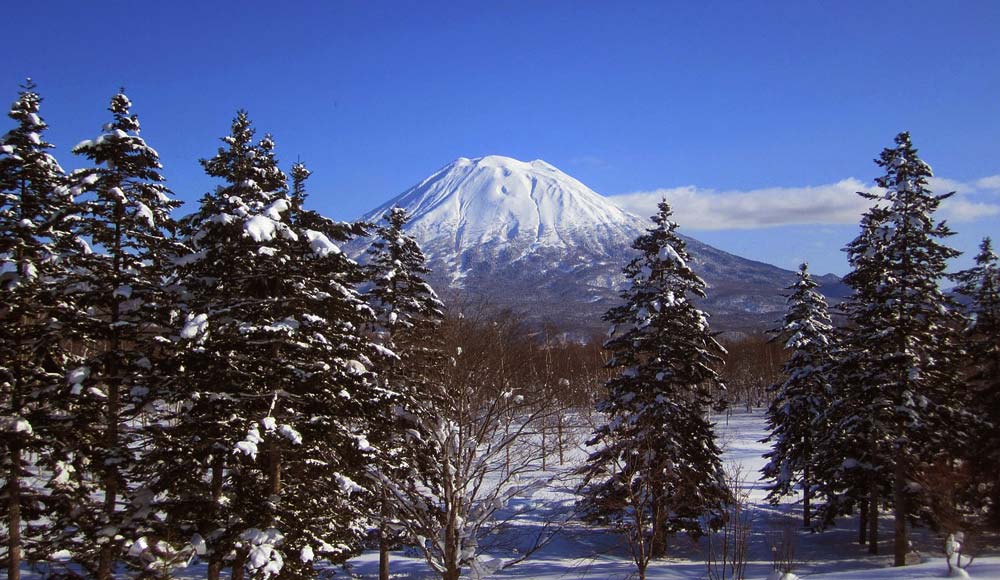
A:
[19,411,999,579]
[340,410,1000,579]
[179,313,209,339]
[361,155,649,281]
[366,156,640,244]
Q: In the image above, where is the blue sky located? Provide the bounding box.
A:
[2,1,998,275]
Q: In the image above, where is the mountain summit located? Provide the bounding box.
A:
[361,156,845,334]
[363,155,646,284]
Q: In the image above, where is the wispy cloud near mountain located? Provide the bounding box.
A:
[611,175,1000,230]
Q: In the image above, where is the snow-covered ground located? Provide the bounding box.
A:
[19,409,995,578]
[343,410,1000,579]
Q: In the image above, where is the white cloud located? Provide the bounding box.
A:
[611,179,873,230]
[975,175,1000,191]
[942,199,1000,222]
[610,175,1000,230]
[927,176,974,194]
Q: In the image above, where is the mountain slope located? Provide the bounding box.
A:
[360,155,846,335]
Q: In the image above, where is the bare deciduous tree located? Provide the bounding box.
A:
[705,464,752,580]
[378,312,569,580]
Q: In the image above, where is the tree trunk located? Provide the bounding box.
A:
[379,531,390,580]
[893,461,908,566]
[802,485,811,528]
[379,492,390,580]
[444,510,460,580]
[992,478,1000,528]
[98,212,124,580]
[541,423,547,471]
[649,491,668,559]
[208,558,223,580]
[649,513,667,559]
[557,414,565,466]
[649,530,666,560]
[98,356,120,580]
[802,460,811,528]
[207,457,225,580]
[868,483,879,555]
[8,440,22,580]
[232,552,246,580]
[268,443,281,496]
[97,446,119,579]
[211,456,224,500]
[7,208,26,580]
[859,498,869,545]
[443,447,461,580]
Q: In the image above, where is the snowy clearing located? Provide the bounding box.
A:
[340,410,1000,579]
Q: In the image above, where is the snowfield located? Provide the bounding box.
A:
[16,410,999,578]
[343,410,1000,579]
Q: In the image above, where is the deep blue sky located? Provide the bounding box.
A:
[2,1,998,275]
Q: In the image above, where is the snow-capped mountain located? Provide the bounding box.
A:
[360,155,846,335]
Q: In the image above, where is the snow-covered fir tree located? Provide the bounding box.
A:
[363,206,446,580]
[150,112,387,579]
[761,262,835,528]
[364,207,446,416]
[288,160,310,216]
[365,207,445,358]
[820,133,964,565]
[953,237,1000,524]
[579,199,728,579]
[48,90,183,579]
[810,206,893,551]
[0,80,77,580]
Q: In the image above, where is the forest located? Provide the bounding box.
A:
[1,81,999,580]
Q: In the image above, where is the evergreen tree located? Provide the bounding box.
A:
[812,207,893,550]
[953,237,1000,524]
[820,133,964,565]
[151,113,387,579]
[48,90,183,578]
[365,207,446,383]
[579,200,728,579]
[761,262,835,527]
[288,161,310,216]
[0,80,76,580]
[270,160,391,579]
[364,207,446,580]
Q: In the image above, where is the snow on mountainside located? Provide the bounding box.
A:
[359,155,846,335]
[362,155,645,282]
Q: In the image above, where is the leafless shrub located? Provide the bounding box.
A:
[378,310,572,580]
[705,463,753,580]
[718,335,786,412]
[766,521,799,575]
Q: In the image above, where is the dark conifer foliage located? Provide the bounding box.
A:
[0,80,77,580]
[366,207,446,373]
[147,112,387,578]
[364,207,446,580]
[811,207,894,548]
[818,133,964,564]
[579,200,728,578]
[761,262,835,527]
[954,237,1000,524]
[48,90,183,578]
